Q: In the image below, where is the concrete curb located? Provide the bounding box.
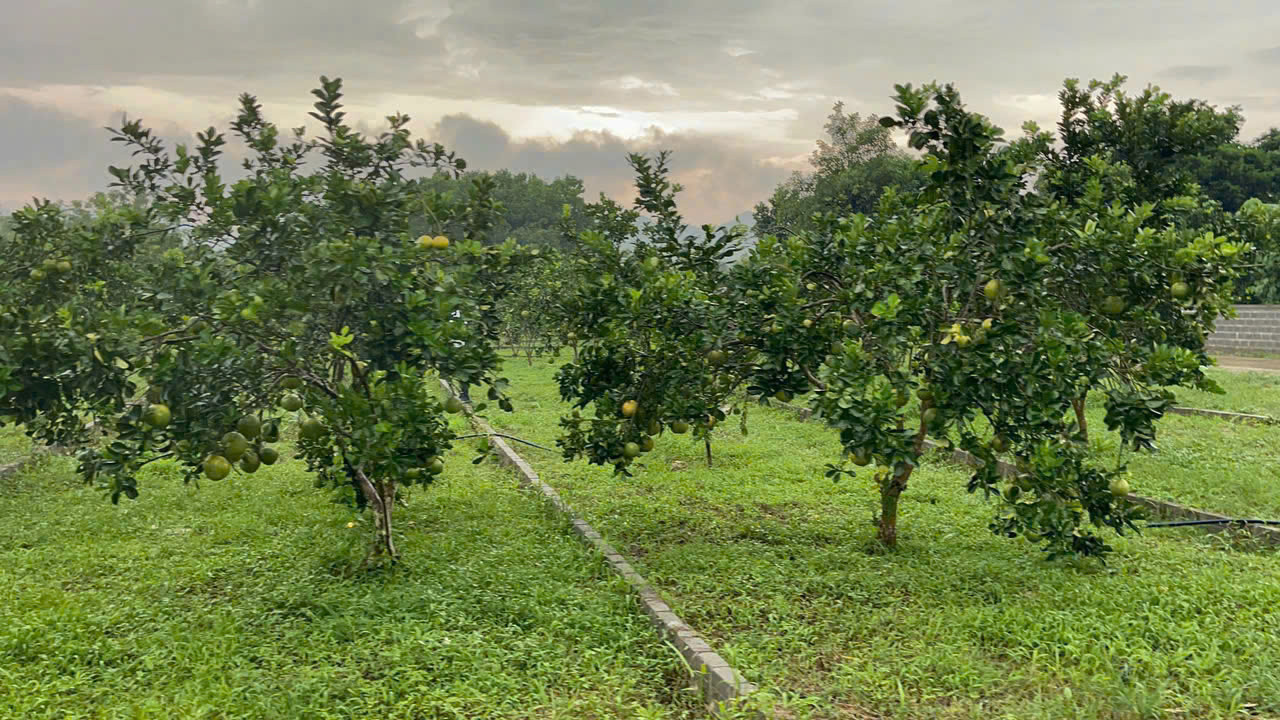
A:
[1167,406,1275,425]
[438,380,763,716]
[765,399,1280,547]
[0,443,72,482]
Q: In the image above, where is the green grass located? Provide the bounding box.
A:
[785,368,1280,520]
[0,431,705,719]
[1171,368,1280,418]
[0,423,32,466]
[481,360,1280,719]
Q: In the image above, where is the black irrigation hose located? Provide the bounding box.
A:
[1145,519,1280,528]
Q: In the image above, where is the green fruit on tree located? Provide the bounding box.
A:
[236,415,262,440]
[55,260,72,274]
[203,455,232,481]
[29,269,45,281]
[240,450,261,474]
[622,442,641,459]
[671,421,690,434]
[143,403,171,429]
[42,258,58,272]
[640,435,655,452]
[806,282,818,291]
[991,435,1010,453]
[427,457,445,475]
[802,318,814,328]
[221,432,249,462]
[984,278,1003,300]
[280,376,303,390]
[1110,476,1131,497]
[917,388,933,403]
[262,422,280,443]
[1171,281,1190,300]
[852,449,871,466]
[299,418,325,441]
[1101,295,1126,315]
[922,408,940,425]
[707,349,727,367]
[774,390,793,403]
[646,420,662,436]
[258,446,280,465]
[621,400,638,418]
[842,319,855,333]
[895,391,909,408]
[444,396,465,414]
[281,393,303,412]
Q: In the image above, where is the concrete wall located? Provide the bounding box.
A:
[1207,305,1280,356]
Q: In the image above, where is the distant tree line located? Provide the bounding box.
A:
[755,83,1280,303]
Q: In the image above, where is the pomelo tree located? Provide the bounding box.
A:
[1034,75,1248,437]
[0,77,525,563]
[555,152,751,472]
[737,81,1246,556]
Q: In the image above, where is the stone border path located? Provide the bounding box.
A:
[438,380,766,717]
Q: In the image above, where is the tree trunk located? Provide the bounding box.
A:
[877,402,930,547]
[704,437,713,467]
[878,468,911,547]
[1073,396,1088,442]
[355,468,398,562]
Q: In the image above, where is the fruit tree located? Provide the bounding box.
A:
[737,80,1246,557]
[555,152,752,473]
[0,77,525,563]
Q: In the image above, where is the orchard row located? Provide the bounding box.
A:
[0,75,1268,563]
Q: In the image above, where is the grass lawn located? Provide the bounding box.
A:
[0,428,705,719]
[0,423,32,466]
[1171,368,1280,418]
[780,367,1280,520]
[482,360,1280,720]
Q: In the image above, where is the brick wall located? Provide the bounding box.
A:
[1207,305,1280,355]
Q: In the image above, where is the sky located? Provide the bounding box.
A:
[3,0,1280,224]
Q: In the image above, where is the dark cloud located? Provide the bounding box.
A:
[0,93,787,225]
[430,114,793,224]
[0,97,141,210]
[1252,46,1280,64]
[2,0,1278,216]
[1159,65,1232,83]
[0,95,206,212]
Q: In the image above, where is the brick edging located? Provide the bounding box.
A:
[438,380,763,715]
[0,443,72,482]
[766,400,1280,546]
[1167,406,1275,425]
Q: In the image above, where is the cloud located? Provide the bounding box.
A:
[1251,46,1280,64]
[0,95,188,211]
[1159,65,1232,83]
[429,114,797,224]
[2,0,1279,217]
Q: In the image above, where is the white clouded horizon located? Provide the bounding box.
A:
[2,0,1279,222]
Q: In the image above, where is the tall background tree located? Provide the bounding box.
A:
[1183,128,1280,213]
[753,102,924,238]
[414,169,589,250]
